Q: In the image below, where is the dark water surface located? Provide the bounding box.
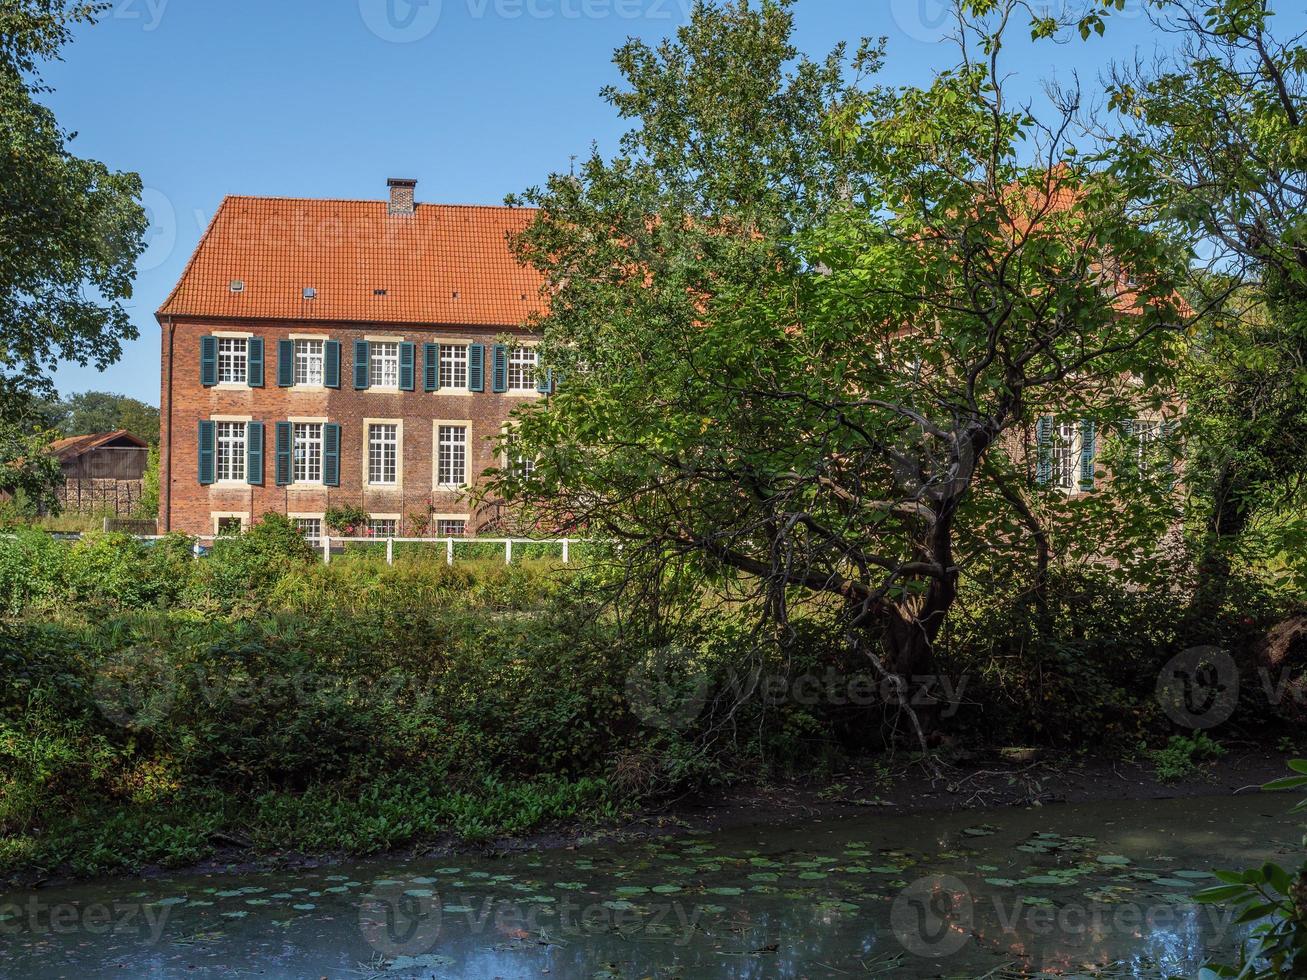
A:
[1,794,1297,978]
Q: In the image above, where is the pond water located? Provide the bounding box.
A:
[1,794,1298,979]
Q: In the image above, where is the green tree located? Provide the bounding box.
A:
[47,391,160,444]
[0,1,147,411]
[493,0,1187,738]
[0,418,63,516]
[1104,0,1307,609]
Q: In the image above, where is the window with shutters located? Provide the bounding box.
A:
[1133,420,1163,476]
[293,423,323,484]
[368,518,398,538]
[370,341,400,388]
[294,517,323,544]
[295,340,325,386]
[436,518,467,537]
[215,422,247,482]
[440,344,469,388]
[507,347,537,391]
[437,425,468,486]
[1052,421,1080,491]
[368,423,398,485]
[217,338,248,384]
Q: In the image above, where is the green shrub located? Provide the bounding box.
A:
[189,513,315,608]
[1147,733,1226,783]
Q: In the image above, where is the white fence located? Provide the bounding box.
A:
[6,532,581,566]
[310,536,579,566]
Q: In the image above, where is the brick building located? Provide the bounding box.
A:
[157,179,549,539]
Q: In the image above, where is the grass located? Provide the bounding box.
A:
[2,775,623,879]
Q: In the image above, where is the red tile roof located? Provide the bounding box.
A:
[157,197,545,326]
[48,430,149,460]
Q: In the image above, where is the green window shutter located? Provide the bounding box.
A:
[1120,419,1135,439]
[277,339,295,387]
[399,342,416,391]
[323,423,341,487]
[492,343,508,393]
[246,422,264,486]
[353,340,371,390]
[1079,420,1097,491]
[324,340,341,389]
[1035,416,1053,486]
[424,343,440,392]
[197,420,216,485]
[200,336,218,387]
[247,337,265,388]
[275,422,293,486]
[468,343,486,392]
[536,365,553,394]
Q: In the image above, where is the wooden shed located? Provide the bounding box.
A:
[48,430,150,516]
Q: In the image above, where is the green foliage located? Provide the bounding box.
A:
[0,1,147,410]
[137,444,159,519]
[0,420,64,515]
[1195,760,1307,977]
[324,503,368,534]
[496,0,1188,694]
[1147,732,1226,784]
[40,391,160,445]
[189,513,315,608]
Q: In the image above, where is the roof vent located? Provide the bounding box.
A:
[229,280,245,293]
[302,287,317,300]
[452,290,459,299]
[373,289,387,297]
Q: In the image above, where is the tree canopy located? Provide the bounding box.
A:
[0,0,147,412]
[493,0,1189,733]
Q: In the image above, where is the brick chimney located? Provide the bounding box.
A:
[387,178,417,216]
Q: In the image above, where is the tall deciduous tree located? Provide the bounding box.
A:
[1104,0,1307,606]
[0,1,147,412]
[493,0,1187,739]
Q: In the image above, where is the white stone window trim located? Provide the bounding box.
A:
[363,417,404,488]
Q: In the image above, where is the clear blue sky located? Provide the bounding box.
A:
[34,0,1300,404]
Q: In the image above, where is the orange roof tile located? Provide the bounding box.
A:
[158,197,545,326]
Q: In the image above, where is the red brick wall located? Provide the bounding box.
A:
[160,317,539,536]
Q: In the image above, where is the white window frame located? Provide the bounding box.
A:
[506,346,538,392]
[434,515,468,537]
[211,512,250,536]
[215,421,247,483]
[216,337,248,385]
[292,422,324,485]
[434,421,470,489]
[1052,421,1081,492]
[501,425,536,479]
[367,422,399,486]
[439,343,469,390]
[289,514,324,545]
[368,515,400,538]
[294,338,325,387]
[370,340,401,389]
[1132,419,1164,476]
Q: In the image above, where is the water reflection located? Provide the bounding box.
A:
[0,794,1293,978]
